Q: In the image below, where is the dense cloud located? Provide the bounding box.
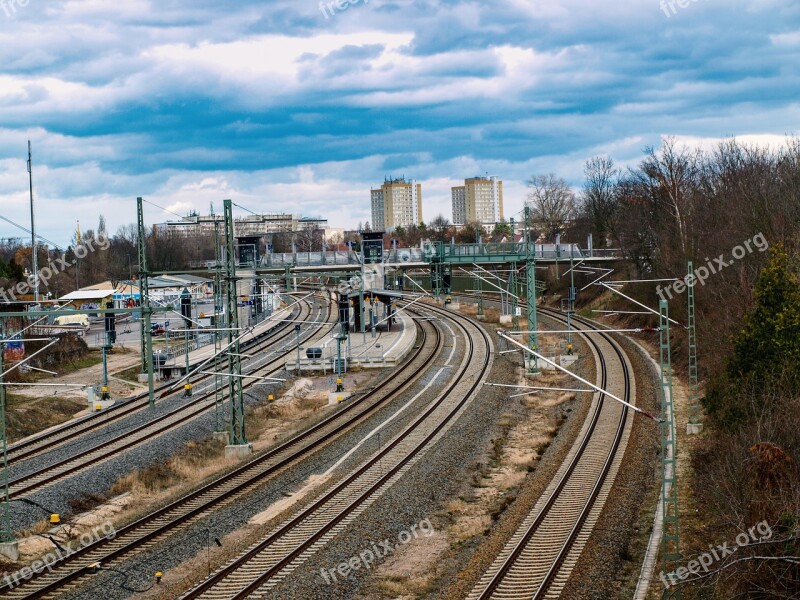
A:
[0,0,797,243]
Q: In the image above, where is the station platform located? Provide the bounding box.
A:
[145,304,296,380]
[285,308,417,373]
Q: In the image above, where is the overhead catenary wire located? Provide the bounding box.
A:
[496,330,662,423]
[140,197,193,222]
[598,282,684,328]
[0,214,65,251]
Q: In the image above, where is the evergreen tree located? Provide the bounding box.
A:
[704,245,800,428]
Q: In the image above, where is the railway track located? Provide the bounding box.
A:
[6,295,336,500]
[6,294,319,466]
[466,307,636,599]
[177,302,492,600]
[1,303,446,599]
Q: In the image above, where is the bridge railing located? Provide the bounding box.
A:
[261,250,361,267]
[256,244,620,268]
[432,242,586,261]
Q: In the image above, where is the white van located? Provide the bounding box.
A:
[54,314,91,333]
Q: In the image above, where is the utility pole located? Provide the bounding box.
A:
[184,328,191,397]
[567,253,575,354]
[476,228,484,320]
[136,198,155,408]
[223,199,250,456]
[212,205,224,435]
[335,293,348,396]
[510,263,519,330]
[181,288,192,398]
[0,321,18,560]
[75,220,81,290]
[27,141,39,304]
[525,207,539,372]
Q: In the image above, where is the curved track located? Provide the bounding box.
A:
[6,295,319,466]
[178,302,493,600]
[6,295,335,500]
[467,307,635,599]
[1,304,444,599]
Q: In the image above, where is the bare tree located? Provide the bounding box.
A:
[428,215,452,243]
[526,174,577,241]
[295,226,323,252]
[582,156,619,247]
[636,137,699,256]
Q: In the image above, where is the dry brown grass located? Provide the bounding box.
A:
[111,438,227,498]
[483,307,500,323]
[5,394,87,443]
[459,303,478,316]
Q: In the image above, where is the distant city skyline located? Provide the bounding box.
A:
[0,1,796,247]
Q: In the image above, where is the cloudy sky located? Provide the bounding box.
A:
[0,0,797,246]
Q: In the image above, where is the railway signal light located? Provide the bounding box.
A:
[104,301,116,344]
[180,289,192,324]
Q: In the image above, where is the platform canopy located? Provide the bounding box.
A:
[58,289,115,302]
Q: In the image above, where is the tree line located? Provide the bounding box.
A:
[582,136,800,599]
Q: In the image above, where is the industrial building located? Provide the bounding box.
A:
[155,213,328,237]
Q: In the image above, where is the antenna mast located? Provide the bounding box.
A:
[27,141,39,304]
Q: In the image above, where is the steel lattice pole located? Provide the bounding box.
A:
[659,299,682,599]
[213,212,224,433]
[0,320,14,545]
[137,197,155,408]
[686,261,702,433]
[525,207,539,371]
[224,199,247,446]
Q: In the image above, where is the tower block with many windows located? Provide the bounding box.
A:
[371,177,423,232]
[452,175,503,227]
